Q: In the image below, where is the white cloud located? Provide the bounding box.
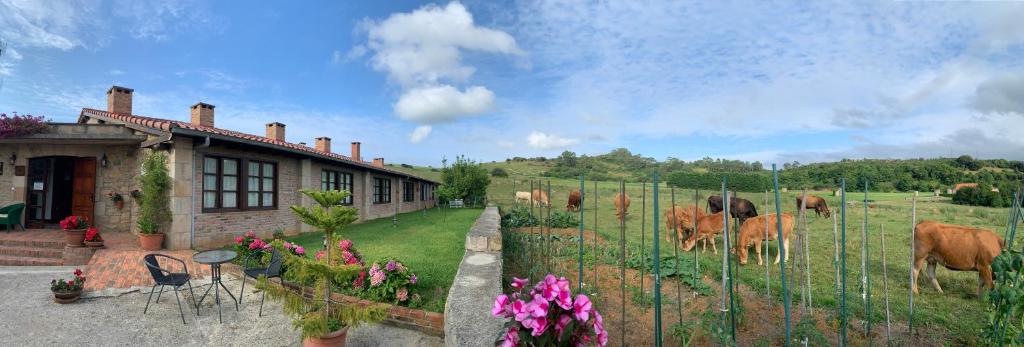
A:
[972,73,1024,115]
[111,0,215,41]
[394,85,494,123]
[409,125,432,143]
[108,69,124,75]
[526,131,579,150]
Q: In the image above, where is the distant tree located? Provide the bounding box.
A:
[490,167,509,177]
[556,150,578,168]
[437,155,491,205]
[956,155,982,171]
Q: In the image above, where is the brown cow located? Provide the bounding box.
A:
[531,189,550,208]
[614,192,630,224]
[796,195,831,218]
[912,221,1003,296]
[681,212,726,254]
[734,213,794,265]
[665,205,705,244]
[566,190,582,212]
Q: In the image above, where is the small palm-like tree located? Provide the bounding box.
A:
[260,189,386,340]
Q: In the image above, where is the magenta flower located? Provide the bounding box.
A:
[386,260,397,271]
[593,311,608,346]
[502,326,520,347]
[338,239,353,250]
[492,294,511,318]
[410,274,418,284]
[511,277,529,289]
[573,294,592,322]
[244,230,256,238]
[527,294,549,318]
[524,316,548,336]
[554,286,572,310]
[283,241,292,249]
[554,314,573,339]
[294,246,305,255]
[234,236,245,245]
[511,299,530,322]
[315,250,325,260]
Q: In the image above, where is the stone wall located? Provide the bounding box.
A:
[444,206,503,346]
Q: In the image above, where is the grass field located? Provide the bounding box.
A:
[485,175,1019,344]
[285,207,483,312]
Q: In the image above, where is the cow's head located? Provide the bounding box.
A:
[681,236,697,252]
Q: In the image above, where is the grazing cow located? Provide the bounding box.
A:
[912,221,1003,296]
[681,212,726,254]
[566,190,582,212]
[531,189,550,207]
[665,205,705,244]
[734,214,794,265]
[707,195,759,223]
[515,191,531,204]
[614,192,631,224]
[796,195,831,218]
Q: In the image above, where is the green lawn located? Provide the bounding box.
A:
[487,176,1018,344]
[285,207,483,312]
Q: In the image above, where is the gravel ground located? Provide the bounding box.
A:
[0,266,442,347]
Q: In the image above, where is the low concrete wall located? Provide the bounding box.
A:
[444,205,503,347]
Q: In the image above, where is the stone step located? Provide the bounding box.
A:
[0,254,63,266]
[0,238,65,249]
[0,245,64,259]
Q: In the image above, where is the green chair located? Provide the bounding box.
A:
[0,203,26,232]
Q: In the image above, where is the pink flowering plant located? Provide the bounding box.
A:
[233,230,273,265]
[281,241,306,257]
[362,257,418,306]
[492,274,608,346]
[0,112,49,139]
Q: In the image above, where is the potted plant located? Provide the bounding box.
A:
[108,192,125,210]
[83,227,104,248]
[51,268,86,304]
[261,190,387,347]
[136,152,171,251]
[130,189,142,204]
[59,215,89,247]
[492,274,608,346]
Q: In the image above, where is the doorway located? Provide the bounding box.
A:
[26,156,96,227]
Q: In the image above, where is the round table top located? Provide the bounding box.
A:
[193,249,238,265]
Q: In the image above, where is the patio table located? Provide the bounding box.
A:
[193,249,239,323]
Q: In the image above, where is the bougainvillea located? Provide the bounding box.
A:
[492,274,607,346]
[0,112,48,139]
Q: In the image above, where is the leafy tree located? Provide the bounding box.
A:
[437,155,491,205]
[956,155,982,171]
[490,167,509,177]
[137,151,172,234]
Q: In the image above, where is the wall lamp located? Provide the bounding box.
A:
[8,153,15,165]
[101,154,109,168]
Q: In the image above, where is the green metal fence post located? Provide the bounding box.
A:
[841,178,848,346]
[653,173,663,347]
[578,175,585,293]
[772,164,792,346]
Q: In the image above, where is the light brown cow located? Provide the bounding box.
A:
[734,213,794,265]
[912,221,1003,296]
[681,212,726,254]
[515,191,531,204]
[665,205,705,244]
[531,189,550,208]
[614,192,630,224]
[566,190,582,212]
[796,195,831,218]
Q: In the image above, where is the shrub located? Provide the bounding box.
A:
[501,206,539,228]
[363,258,419,306]
[437,155,491,205]
[952,186,1006,207]
[545,211,579,228]
[0,112,48,139]
[666,171,771,192]
[491,167,509,177]
[138,151,171,234]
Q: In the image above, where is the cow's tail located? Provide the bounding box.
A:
[751,203,758,217]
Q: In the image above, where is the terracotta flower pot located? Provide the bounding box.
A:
[302,326,349,347]
[84,240,104,248]
[53,289,83,304]
[64,229,87,247]
[138,233,164,251]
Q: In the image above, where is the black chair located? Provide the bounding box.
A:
[143,254,198,324]
[238,248,283,316]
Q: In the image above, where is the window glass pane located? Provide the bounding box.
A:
[248,192,259,207]
[248,176,259,190]
[263,178,273,192]
[203,192,216,208]
[249,162,260,176]
[262,193,273,206]
[204,158,218,173]
[223,176,237,191]
[222,159,238,175]
[222,192,237,208]
[204,175,217,190]
[321,182,329,191]
[263,163,274,177]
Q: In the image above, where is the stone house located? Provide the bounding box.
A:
[0,86,438,249]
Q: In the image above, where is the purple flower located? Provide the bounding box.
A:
[492,294,511,318]
[511,277,529,289]
[410,274,418,284]
[386,260,397,272]
[573,294,592,322]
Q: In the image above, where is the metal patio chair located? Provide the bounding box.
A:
[143,254,198,324]
[238,248,284,317]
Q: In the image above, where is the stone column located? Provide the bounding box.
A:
[166,138,194,250]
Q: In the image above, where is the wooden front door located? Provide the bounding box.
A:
[71,157,96,224]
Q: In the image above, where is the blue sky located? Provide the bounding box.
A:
[2,1,1024,167]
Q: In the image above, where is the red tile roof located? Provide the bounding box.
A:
[952,183,978,192]
[78,108,437,183]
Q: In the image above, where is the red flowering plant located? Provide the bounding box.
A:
[59,215,89,230]
[492,274,607,346]
[51,269,86,293]
[84,227,102,242]
[233,230,272,265]
[0,112,49,139]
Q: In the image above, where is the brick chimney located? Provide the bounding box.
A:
[266,122,286,142]
[107,86,133,115]
[372,157,384,167]
[351,142,361,161]
[190,102,215,127]
[315,137,331,153]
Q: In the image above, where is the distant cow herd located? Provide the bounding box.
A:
[513,188,1005,297]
